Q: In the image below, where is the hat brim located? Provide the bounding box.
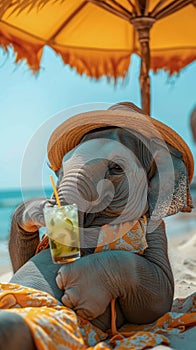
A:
[47,109,194,182]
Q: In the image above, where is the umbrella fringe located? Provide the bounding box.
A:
[151,51,196,75]
[0,24,196,78]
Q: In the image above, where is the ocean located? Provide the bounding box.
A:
[0,188,53,241]
[0,188,53,271]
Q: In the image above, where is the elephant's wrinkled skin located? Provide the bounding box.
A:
[2,122,191,349]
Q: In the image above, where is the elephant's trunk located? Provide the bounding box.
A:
[57,168,114,214]
[58,174,92,212]
[57,166,115,251]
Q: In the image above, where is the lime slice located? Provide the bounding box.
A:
[64,217,73,231]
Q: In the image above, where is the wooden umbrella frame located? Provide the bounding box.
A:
[0,0,195,115]
[89,0,195,114]
[131,17,155,115]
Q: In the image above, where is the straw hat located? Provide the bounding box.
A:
[47,103,194,182]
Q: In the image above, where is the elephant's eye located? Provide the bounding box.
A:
[108,162,124,175]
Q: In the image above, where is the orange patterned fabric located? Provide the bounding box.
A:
[35,234,49,254]
[36,216,148,256]
[0,283,195,349]
[95,216,147,254]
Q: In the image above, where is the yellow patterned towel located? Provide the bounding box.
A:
[0,283,195,350]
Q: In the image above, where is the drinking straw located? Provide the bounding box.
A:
[50,175,61,207]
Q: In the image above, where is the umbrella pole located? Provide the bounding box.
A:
[131,18,155,115]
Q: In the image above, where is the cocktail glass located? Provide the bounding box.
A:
[43,204,80,263]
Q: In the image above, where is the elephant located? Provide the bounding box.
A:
[0,102,193,350]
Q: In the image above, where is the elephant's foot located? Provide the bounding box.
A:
[0,311,36,350]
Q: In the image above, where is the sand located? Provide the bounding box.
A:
[165,207,196,299]
[0,210,195,349]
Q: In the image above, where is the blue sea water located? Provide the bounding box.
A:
[0,188,52,241]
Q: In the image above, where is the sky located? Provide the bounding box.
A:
[0,46,196,190]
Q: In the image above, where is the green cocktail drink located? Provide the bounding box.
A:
[43,204,80,263]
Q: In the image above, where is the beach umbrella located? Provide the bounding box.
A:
[0,0,196,114]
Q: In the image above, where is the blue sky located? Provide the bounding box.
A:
[0,46,196,190]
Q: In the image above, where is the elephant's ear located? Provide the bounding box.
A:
[148,139,194,219]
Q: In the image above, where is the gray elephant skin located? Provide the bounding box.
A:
[0,104,193,350]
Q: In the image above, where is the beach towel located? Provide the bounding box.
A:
[1,216,196,349]
[0,283,195,349]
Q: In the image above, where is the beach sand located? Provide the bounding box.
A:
[0,241,12,282]
[0,210,195,349]
[165,205,196,300]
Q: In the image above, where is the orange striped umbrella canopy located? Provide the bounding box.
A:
[0,0,196,114]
